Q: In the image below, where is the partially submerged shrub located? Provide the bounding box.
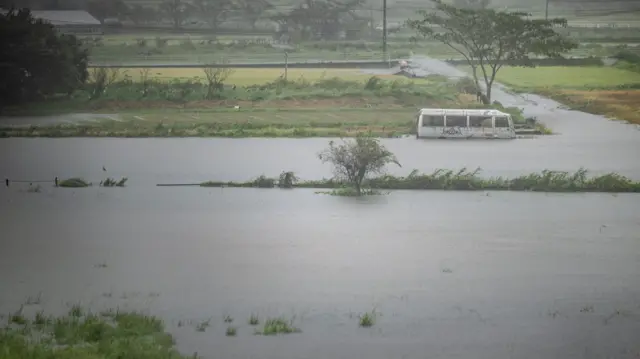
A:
[100,177,128,187]
[278,171,298,188]
[59,178,90,188]
[258,317,300,336]
[200,168,640,193]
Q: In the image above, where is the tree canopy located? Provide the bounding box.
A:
[318,136,401,196]
[407,0,576,103]
[0,8,89,110]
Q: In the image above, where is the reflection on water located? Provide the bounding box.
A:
[0,187,639,359]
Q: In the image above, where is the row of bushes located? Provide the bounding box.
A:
[59,177,128,187]
[77,72,458,104]
[200,168,640,193]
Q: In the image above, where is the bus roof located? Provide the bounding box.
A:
[418,108,510,117]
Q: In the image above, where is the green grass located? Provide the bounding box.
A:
[225,327,237,337]
[465,66,640,90]
[58,178,91,188]
[101,177,128,187]
[248,314,260,326]
[257,317,301,336]
[195,318,211,332]
[200,168,640,193]
[359,310,376,327]
[0,308,193,359]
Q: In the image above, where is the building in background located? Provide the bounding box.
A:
[30,10,102,35]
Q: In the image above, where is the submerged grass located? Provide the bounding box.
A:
[359,310,377,328]
[201,168,640,193]
[58,178,91,188]
[257,317,301,336]
[0,308,194,359]
[101,177,128,187]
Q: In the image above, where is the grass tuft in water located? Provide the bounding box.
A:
[223,315,233,323]
[195,318,211,332]
[101,177,128,187]
[257,317,301,336]
[359,310,376,328]
[58,178,90,188]
[68,304,84,318]
[248,314,259,326]
[225,326,237,337]
[0,307,186,358]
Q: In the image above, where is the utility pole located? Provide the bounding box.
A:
[545,0,549,20]
[382,0,387,60]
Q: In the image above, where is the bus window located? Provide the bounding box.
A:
[495,117,510,128]
[469,116,492,127]
[445,115,467,127]
[422,115,444,127]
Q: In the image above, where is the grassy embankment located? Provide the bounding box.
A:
[2,68,537,138]
[474,62,640,125]
[0,307,193,359]
[199,168,640,193]
[0,306,304,358]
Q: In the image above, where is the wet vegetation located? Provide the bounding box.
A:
[359,310,377,328]
[248,314,260,326]
[101,177,128,187]
[0,308,196,359]
[0,71,549,138]
[58,178,91,188]
[201,168,640,193]
[257,317,301,336]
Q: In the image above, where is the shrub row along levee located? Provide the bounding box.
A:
[200,169,640,193]
[199,137,640,195]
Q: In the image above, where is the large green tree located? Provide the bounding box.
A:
[0,8,89,110]
[407,0,576,104]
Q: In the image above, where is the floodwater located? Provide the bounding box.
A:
[1,57,640,359]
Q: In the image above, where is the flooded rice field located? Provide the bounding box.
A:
[1,57,640,358]
[0,187,639,359]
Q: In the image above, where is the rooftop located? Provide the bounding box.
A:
[30,10,101,26]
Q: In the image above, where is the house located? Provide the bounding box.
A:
[30,10,102,36]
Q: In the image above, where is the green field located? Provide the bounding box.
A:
[0,108,419,138]
[459,66,640,89]
[113,67,397,84]
[459,65,640,126]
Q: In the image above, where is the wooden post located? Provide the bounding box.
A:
[284,52,288,81]
[5,178,8,187]
[545,0,549,20]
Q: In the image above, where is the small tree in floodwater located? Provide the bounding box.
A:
[318,136,401,196]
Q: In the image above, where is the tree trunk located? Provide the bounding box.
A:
[354,181,361,196]
[484,85,492,104]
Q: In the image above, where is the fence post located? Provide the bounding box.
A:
[284,52,288,81]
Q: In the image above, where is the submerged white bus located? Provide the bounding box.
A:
[415,108,516,139]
